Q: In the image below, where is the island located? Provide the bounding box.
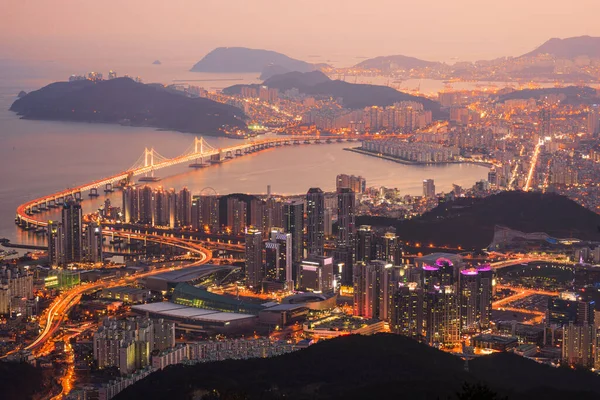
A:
[190,47,325,79]
[9,77,247,137]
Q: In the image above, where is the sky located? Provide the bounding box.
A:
[2,0,600,66]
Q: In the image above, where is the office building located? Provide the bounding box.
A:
[283,201,304,282]
[265,197,284,231]
[245,227,263,289]
[299,255,334,293]
[306,188,325,257]
[423,179,436,199]
[264,228,292,287]
[62,198,83,264]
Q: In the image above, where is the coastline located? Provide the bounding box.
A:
[344,147,493,168]
[14,115,248,139]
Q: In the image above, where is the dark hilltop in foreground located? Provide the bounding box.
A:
[10,77,247,136]
[358,191,600,250]
[115,334,600,400]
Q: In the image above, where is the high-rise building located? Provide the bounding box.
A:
[390,282,423,338]
[477,265,493,329]
[138,186,154,224]
[299,255,334,293]
[227,197,247,235]
[337,188,356,247]
[588,105,600,136]
[177,187,192,227]
[355,225,374,263]
[423,179,435,199]
[306,188,325,257]
[84,222,103,263]
[199,195,220,232]
[47,220,64,267]
[424,286,460,347]
[265,197,284,231]
[122,186,138,223]
[93,317,174,375]
[374,231,403,265]
[250,198,265,233]
[563,322,595,368]
[459,269,479,333]
[62,199,83,264]
[353,260,392,320]
[283,201,304,281]
[336,174,366,193]
[264,228,292,286]
[244,228,263,289]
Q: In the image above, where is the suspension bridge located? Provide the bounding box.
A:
[15,135,355,229]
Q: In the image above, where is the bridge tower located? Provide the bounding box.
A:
[139,148,161,182]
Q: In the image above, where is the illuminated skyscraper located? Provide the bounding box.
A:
[390,282,423,338]
[265,228,292,286]
[423,179,435,199]
[227,197,247,235]
[283,200,304,283]
[374,231,403,264]
[353,260,391,320]
[337,188,356,247]
[47,220,63,267]
[199,195,220,232]
[62,198,83,264]
[299,255,334,293]
[84,222,103,263]
[459,269,479,333]
[244,227,263,289]
[355,225,374,263]
[306,188,325,257]
[177,187,192,227]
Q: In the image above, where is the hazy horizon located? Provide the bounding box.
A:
[2,0,600,67]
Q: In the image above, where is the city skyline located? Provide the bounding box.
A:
[2,1,600,63]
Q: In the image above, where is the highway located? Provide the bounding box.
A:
[25,249,211,352]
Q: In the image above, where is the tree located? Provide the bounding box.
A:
[455,382,507,400]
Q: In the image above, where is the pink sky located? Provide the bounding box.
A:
[2,0,600,65]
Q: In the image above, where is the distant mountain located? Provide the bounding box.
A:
[357,191,600,250]
[497,86,600,105]
[224,71,445,119]
[353,54,440,70]
[190,47,317,74]
[116,334,600,400]
[10,77,246,136]
[522,36,600,59]
[263,70,331,91]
